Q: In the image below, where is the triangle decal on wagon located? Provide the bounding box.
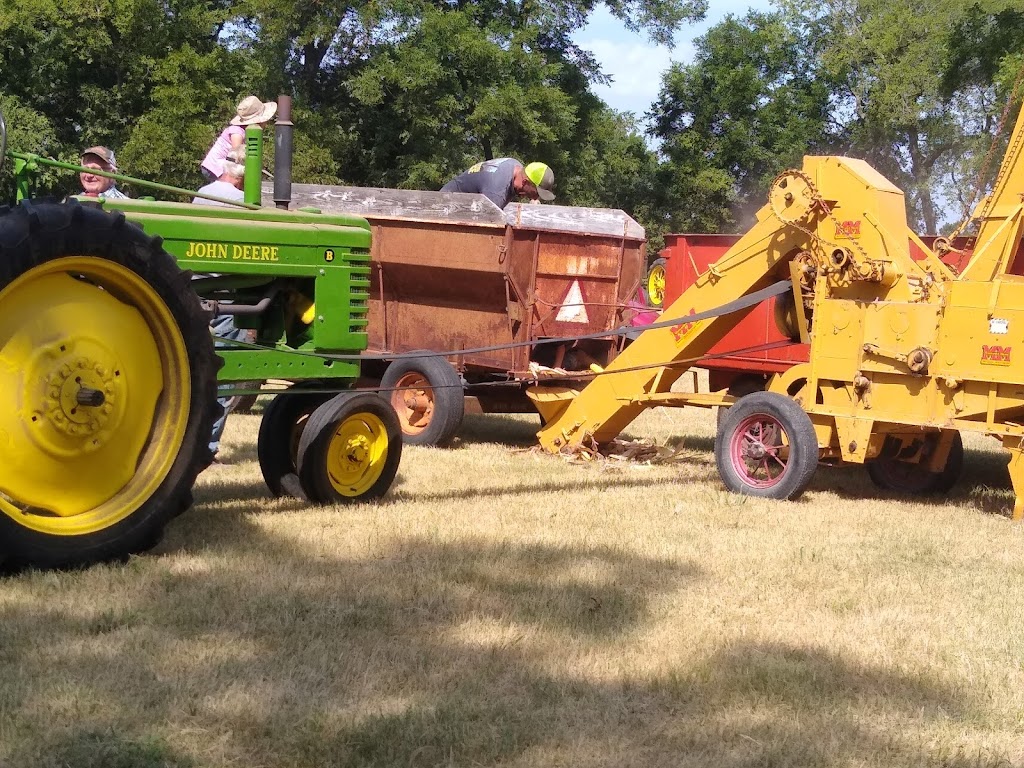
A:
[556,280,589,323]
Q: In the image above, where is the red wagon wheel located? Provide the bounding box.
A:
[715,391,819,500]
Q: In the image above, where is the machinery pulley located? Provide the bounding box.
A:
[768,169,818,225]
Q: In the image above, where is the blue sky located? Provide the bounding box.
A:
[573,0,776,117]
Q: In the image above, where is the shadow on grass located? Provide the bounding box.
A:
[815,448,1016,519]
[193,472,693,509]
[451,412,543,448]
[1,530,693,766]
[19,730,197,768]
[7,429,1006,764]
[1,513,1007,768]
[205,430,1015,521]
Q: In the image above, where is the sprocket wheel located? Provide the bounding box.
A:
[769,169,817,225]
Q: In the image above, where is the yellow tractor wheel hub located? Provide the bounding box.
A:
[0,257,190,535]
[324,412,389,497]
[647,263,666,307]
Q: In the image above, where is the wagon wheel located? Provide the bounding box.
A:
[380,353,464,446]
[257,383,333,497]
[0,200,218,569]
[867,432,963,495]
[296,392,403,504]
[715,391,819,500]
[645,258,668,308]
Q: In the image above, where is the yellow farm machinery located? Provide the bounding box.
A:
[531,101,1024,516]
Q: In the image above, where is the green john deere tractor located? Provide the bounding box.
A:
[0,99,402,570]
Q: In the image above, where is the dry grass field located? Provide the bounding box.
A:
[2,397,1024,767]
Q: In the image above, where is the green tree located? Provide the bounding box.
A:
[232,0,707,196]
[0,0,249,195]
[649,11,837,232]
[0,95,65,200]
[780,0,1024,233]
[939,3,1024,227]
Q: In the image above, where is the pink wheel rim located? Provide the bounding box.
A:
[729,413,791,489]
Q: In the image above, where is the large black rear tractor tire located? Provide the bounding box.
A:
[380,353,464,446]
[0,199,218,569]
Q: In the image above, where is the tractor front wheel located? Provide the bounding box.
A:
[257,383,332,497]
[0,200,218,569]
[296,392,402,504]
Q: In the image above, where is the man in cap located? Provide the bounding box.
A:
[79,146,129,199]
[193,148,246,206]
[441,158,555,209]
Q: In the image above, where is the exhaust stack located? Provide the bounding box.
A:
[273,94,293,210]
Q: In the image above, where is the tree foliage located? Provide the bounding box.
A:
[644,1,1024,234]
[0,0,1020,244]
[0,0,696,229]
[772,0,1024,232]
[649,11,837,232]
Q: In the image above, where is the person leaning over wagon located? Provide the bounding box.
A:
[79,146,129,199]
[192,148,254,464]
[440,158,555,209]
[200,95,276,183]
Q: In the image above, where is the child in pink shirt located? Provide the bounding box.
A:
[201,95,277,182]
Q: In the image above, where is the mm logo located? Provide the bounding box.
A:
[670,309,699,346]
[981,345,1012,365]
[834,220,862,239]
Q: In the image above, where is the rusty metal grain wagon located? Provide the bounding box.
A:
[265,183,646,445]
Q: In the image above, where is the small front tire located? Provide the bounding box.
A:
[257,384,333,497]
[715,391,819,500]
[296,392,403,504]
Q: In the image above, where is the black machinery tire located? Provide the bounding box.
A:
[867,431,964,495]
[0,199,218,569]
[380,352,464,447]
[715,391,819,500]
[716,375,767,430]
[257,383,333,497]
[296,392,403,504]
